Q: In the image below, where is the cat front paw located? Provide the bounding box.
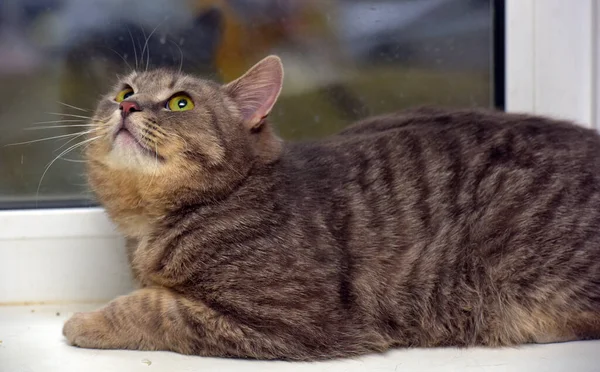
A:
[63,311,111,349]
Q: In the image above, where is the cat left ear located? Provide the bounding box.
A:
[224,55,284,130]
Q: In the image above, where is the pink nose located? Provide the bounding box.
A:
[119,101,141,118]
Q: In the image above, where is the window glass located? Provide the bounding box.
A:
[0,0,499,208]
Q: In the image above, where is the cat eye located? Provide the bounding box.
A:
[115,87,134,103]
[166,94,195,112]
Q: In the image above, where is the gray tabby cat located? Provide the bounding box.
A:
[63,55,600,360]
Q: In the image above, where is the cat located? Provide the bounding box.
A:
[63,55,600,360]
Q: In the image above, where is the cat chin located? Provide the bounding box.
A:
[104,142,162,174]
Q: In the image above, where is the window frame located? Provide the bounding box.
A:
[2,0,597,304]
[505,0,598,128]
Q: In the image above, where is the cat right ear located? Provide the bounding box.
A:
[224,55,284,131]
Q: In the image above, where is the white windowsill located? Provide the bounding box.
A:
[1,304,599,372]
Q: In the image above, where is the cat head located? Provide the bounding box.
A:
[86,56,284,223]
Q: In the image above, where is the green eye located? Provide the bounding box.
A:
[115,88,134,102]
[167,95,194,111]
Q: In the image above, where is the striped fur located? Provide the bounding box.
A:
[64,59,600,360]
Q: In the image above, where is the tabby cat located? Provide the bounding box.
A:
[63,55,600,360]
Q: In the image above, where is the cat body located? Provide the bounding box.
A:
[63,57,600,360]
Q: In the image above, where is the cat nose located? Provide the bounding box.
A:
[119,101,141,118]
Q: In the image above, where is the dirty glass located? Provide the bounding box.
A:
[0,0,502,208]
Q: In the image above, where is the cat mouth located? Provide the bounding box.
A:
[115,127,164,160]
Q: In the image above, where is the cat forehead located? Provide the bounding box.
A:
[123,70,214,96]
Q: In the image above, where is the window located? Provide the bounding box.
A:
[0,0,502,209]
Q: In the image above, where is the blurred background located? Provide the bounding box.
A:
[0,0,500,208]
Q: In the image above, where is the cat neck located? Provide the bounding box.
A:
[87,158,267,238]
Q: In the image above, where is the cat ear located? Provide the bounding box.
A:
[224,55,284,130]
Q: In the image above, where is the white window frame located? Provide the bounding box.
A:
[1,0,598,304]
[506,0,599,128]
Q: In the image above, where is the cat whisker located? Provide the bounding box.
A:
[141,28,156,72]
[44,113,113,127]
[28,119,92,125]
[142,19,167,72]
[106,46,133,72]
[36,135,102,206]
[54,130,101,152]
[171,132,191,152]
[59,157,86,163]
[56,101,90,113]
[127,26,139,70]
[46,112,94,120]
[110,48,134,71]
[26,124,98,130]
[5,129,98,147]
[138,25,147,72]
[169,39,184,74]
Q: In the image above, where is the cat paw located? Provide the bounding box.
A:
[63,311,110,349]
